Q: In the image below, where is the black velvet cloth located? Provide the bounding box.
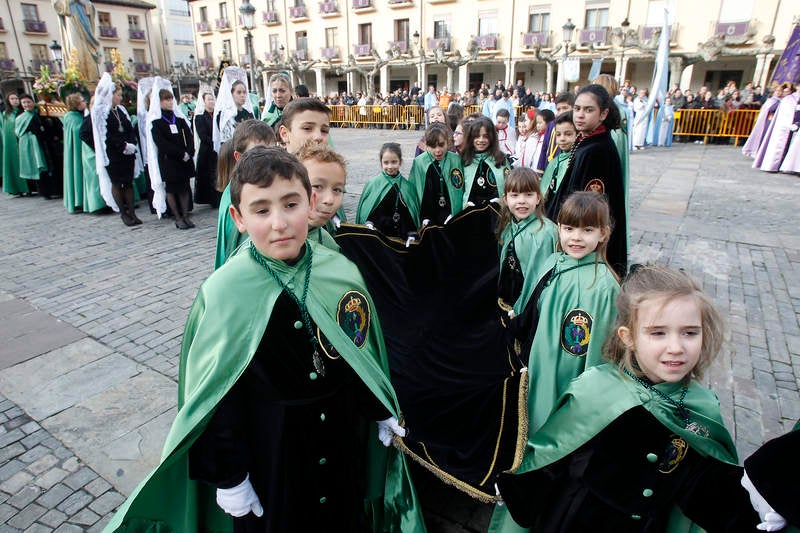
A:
[334,204,526,499]
[466,158,497,206]
[744,427,800,528]
[419,161,452,225]
[194,111,219,206]
[365,185,417,239]
[498,407,760,533]
[189,292,387,533]
[104,107,137,184]
[544,130,627,278]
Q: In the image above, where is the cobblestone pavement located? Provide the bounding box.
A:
[0,130,797,531]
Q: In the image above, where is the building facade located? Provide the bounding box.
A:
[187,0,797,98]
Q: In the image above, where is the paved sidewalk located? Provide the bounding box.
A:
[0,131,797,531]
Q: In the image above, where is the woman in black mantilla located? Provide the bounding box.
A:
[193,91,220,207]
[103,86,141,226]
[544,84,627,279]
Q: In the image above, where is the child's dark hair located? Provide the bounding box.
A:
[497,167,545,242]
[230,146,310,209]
[424,122,452,149]
[379,142,402,163]
[496,108,511,119]
[281,97,331,129]
[557,191,616,280]
[554,111,576,129]
[461,115,505,167]
[19,94,35,103]
[231,80,246,93]
[554,92,575,107]
[576,84,621,130]
[447,104,464,131]
[216,120,276,191]
[538,109,555,124]
[603,264,723,380]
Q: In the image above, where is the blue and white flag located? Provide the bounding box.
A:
[641,8,670,145]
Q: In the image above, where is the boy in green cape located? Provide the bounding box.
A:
[409,122,464,226]
[61,93,87,212]
[106,146,424,532]
[540,113,577,203]
[14,95,49,189]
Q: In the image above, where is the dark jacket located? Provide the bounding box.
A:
[151,109,195,183]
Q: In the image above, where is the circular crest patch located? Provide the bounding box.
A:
[561,309,592,356]
[585,179,605,194]
[337,290,370,348]
[658,435,689,474]
[450,168,464,189]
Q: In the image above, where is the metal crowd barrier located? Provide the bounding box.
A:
[325,105,760,144]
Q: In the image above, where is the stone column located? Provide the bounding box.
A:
[668,56,684,90]
[507,59,517,87]
[679,64,694,91]
[380,64,389,95]
[754,53,775,88]
[556,58,565,93]
[617,55,630,85]
[446,66,454,92]
[545,61,553,93]
[458,63,469,95]
[346,71,354,94]
[419,61,427,88]
[315,67,326,97]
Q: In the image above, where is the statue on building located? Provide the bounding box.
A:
[53,0,100,79]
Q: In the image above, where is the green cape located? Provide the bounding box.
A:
[539,151,570,202]
[409,151,464,219]
[1,110,27,195]
[489,363,738,533]
[106,241,425,532]
[308,225,340,251]
[248,93,262,121]
[612,102,631,251]
[499,217,558,291]
[81,138,108,212]
[462,154,508,209]
[262,102,281,127]
[214,184,247,269]
[514,252,619,435]
[356,172,421,228]
[14,111,47,181]
[61,111,84,212]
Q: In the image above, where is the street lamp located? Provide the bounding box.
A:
[559,19,576,92]
[619,18,631,85]
[239,0,256,94]
[49,40,63,72]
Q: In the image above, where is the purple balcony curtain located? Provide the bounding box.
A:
[771,23,800,86]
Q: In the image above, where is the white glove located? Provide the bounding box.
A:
[123,143,136,155]
[494,482,504,506]
[421,219,430,227]
[377,416,406,446]
[790,123,799,132]
[741,471,787,532]
[183,152,191,162]
[216,473,264,518]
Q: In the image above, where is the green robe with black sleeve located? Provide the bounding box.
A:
[497,217,558,313]
[462,153,508,209]
[105,240,425,533]
[491,363,754,533]
[1,109,27,195]
[14,110,47,181]
[409,150,464,226]
[539,150,570,204]
[356,172,421,238]
[61,110,85,212]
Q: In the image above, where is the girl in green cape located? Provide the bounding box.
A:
[493,264,761,532]
[496,167,557,317]
[461,115,508,208]
[409,122,464,227]
[14,95,49,191]
[61,92,87,212]
[540,113,577,203]
[1,93,26,196]
[357,142,420,239]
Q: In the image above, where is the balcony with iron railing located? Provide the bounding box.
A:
[352,0,374,10]
[387,0,413,7]
[292,49,308,61]
[353,43,371,56]
[262,11,278,24]
[289,6,308,20]
[321,46,340,59]
[198,58,212,67]
[639,24,677,42]
[129,28,146,40]
[474,34,497,51]
[578,27,611,46]
[522,32,549,49]
[23,20,48,33]
[713,20,754,43]
[99,26,118,38]
[134,62,152,73]
[196,21,212,33]
[427,37,450,51]
[215,18,231,30]
[389,40,408,53]
[31,59,54,71]
[319,1,338,16]
[0,58,15,70]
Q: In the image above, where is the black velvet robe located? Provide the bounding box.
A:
[365,187,417,239]
[104,107,137,184]
[545,129,627,278]
[151,110,195,194]
[419,161,452,225]
[189,292,388,533]
[194,111,219,206]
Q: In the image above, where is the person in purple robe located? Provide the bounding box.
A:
[757,86,800,172]
[742,84,785,157]
[778,95,800,174]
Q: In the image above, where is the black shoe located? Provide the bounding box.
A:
[121,213,137,226]
[130,211,143,225]
[184,217,195,228]
[175,219,190,230]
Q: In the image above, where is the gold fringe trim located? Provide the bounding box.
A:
[509,367,529,472]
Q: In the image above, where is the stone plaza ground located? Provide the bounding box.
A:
[0,129,798,531]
